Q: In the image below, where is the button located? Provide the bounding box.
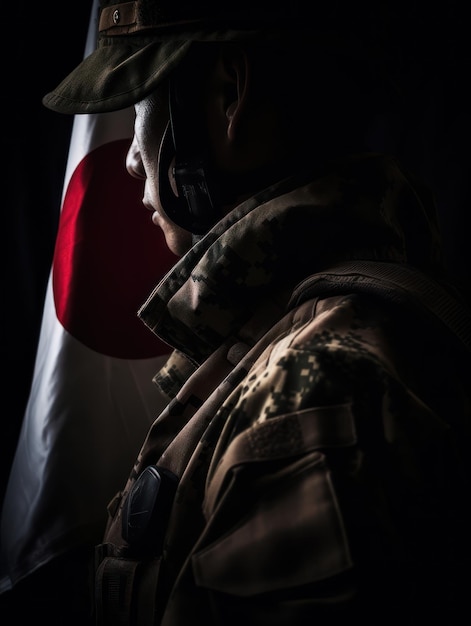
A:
[112,9,120,24]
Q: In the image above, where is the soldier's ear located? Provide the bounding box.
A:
[216,44,250,142]
[205,43,275,172]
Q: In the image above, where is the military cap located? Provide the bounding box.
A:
[42,0,303,115]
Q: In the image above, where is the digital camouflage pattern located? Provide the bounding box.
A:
[95,153,471,625]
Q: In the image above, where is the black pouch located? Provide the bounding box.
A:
[121,465,178,556]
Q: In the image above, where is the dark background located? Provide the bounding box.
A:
[3,1,469,508]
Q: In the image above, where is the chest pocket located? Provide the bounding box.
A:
[194,403,357,596]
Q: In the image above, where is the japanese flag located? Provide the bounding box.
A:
[0,0,176,591]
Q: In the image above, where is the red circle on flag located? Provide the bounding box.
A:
[53,139,178,359]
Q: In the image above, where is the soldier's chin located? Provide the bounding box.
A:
[161,220,194,257]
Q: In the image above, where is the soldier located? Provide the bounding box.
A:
[41,0,470,624]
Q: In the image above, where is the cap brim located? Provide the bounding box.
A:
[42,37,192,115]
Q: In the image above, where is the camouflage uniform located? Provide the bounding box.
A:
[95,153,471,625]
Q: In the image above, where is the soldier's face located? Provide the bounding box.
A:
[126,85,193,257]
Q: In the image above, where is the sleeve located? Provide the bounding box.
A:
[188,337,455,625]
[193,403,361,625]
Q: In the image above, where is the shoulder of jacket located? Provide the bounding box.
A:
[289,260,471,355]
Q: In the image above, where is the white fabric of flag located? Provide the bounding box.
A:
[0,0,176,592]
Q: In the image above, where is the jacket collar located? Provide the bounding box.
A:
[138,153,443,363]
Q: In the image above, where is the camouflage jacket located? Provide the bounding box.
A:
[95,154,471,625]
